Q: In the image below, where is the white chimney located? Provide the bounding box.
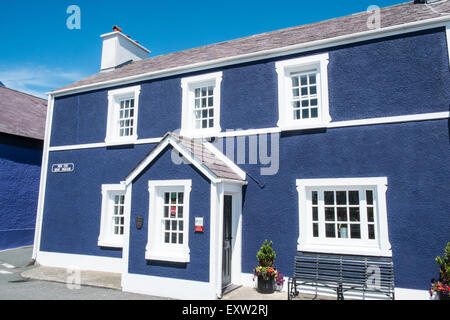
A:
[100,26,150,72]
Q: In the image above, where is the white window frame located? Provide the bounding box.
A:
[105,85,141,145]
[276,53,331,130]
[180,72,222,138]
[98,184,128,248]
[296,177,391,257]
[146,180,192,263]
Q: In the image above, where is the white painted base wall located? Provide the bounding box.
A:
[36,251,123,273]
[122,273,217,300]
[241,273,430,300]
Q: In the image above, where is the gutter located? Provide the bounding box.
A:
[48,15,450,98]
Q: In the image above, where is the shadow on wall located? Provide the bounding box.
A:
[0,133,43,166]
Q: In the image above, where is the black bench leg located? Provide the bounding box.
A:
[337,284,344,300]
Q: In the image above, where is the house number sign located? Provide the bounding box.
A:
[52,163,75,173]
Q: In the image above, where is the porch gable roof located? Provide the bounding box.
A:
[124,132,246,185]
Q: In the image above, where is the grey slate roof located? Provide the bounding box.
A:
[56,1,450,92]
[0,86,47,140]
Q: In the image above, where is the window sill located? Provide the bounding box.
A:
[298,243,392,257]
[98,239,123,249]
[145,249,190,263]
[277,120,331,133]
[104,135,138,147]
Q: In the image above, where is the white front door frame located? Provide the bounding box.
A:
[211,180,245,298]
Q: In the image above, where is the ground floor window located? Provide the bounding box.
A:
[146,180,192,263]
[296,178,391,257]
[98,184,127,248]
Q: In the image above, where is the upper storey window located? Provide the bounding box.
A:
[105,85,141,144]
[276,53,331,130]
[181,72,222,137]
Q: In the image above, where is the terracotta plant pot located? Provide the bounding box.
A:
[257,276,275,294]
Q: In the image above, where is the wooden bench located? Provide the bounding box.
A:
[288,252,395,300]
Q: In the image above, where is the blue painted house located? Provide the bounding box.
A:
[0,85,47,251]
[33,1,450,299]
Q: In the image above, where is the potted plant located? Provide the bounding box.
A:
[430,242,450,300]
[253,240,284,293]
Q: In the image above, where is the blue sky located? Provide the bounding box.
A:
[0,0,406,98]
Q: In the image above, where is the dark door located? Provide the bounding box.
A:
[222,195,232,289]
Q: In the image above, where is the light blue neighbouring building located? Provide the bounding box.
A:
[33,1,450,300]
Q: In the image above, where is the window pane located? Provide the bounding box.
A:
[325,207,335,221]
[312,191,318,205]
[302,109,309,119]
[324,191,334,205]
[209,119,214,128]
[300,75,308,86]
[348,191,359,205]
[367,207,374,222]
[313,223,319,238]
[179,221,184,231]
[337,207,347,221]
[338,225,348,239]
[165,221,170,231]
[292,77,299,87]
[310,86,317,95]
[311,108,318,118]
[178,206,183,218]
[171,233,177,244]
[351,225,361,239]
[368,225,376,240]
[312,207,318,221]
[366,190,374,205]
[164,206,169,218]
[171,193,177,204]
[165,233,170,243]
[178,193,184,204]
[309,74,317,85]
[172,221,177,231]
[178,233,184,245]
[336,191,347,205]
[326,224,336,238]
[350,207,360,222]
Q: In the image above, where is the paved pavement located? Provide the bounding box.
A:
[0,246,166,300]
[1,246,331,300]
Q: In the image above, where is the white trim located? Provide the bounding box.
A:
[48,18,450,98]
[276,53,332,129]
[36,251,123,273]
[395,287,432,300]
[32,95,55,260]
[105,85,141,145]
[121,184,132,281]
[122,273,216,300]
[145,180,192,263]
[180,72,223,138]
[446,22,450,65]
[98,184,127,248]
[47,111,450,152]
[296,177,392,257]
